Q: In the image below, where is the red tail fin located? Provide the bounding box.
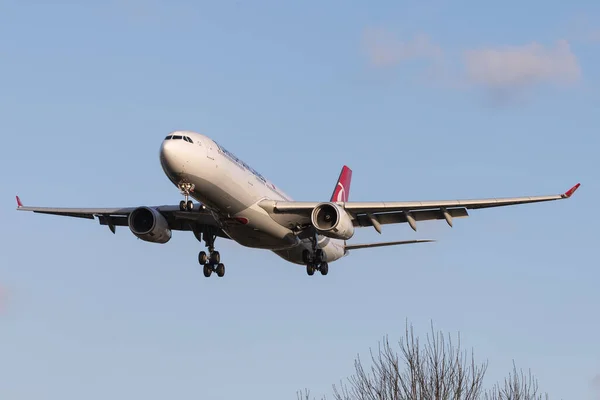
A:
[330,165,352,202]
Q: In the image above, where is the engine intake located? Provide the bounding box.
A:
[128,206,172,244]
[311,202,355,240]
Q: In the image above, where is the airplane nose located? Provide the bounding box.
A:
[160,140,182,177]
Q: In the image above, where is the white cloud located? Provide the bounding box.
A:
[463,40,581,89]
[361,28,443,68]
[360,29,582,98]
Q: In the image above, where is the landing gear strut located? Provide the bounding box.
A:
[178,182,196,211]
[197,230,225,278]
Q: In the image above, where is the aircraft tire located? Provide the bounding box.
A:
[216,263,225,277]
[210,251,221,264]
[203,264,212,277]
[302,249,310,264]
[315,249,324,263]
[320,262,329,276]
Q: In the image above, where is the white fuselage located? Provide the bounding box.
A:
[159,131,346,265]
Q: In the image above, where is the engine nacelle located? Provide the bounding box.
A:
[128,206,172,244]
[310,202,355,240]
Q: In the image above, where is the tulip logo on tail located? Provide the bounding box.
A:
[330,165,352,203]
[335,182,346,202]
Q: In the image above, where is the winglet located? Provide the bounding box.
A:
[562,183,581,198]
[16,196,23,208]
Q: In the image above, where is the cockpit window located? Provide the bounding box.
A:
[165,134,194,143]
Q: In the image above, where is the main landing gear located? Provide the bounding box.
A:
[178,182,196,211]
[302,239,329,276]
[306,260,328,276]
[197,231,225,278]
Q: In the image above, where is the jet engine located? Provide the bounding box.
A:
[128,206,172,244]
[310,202,355,240]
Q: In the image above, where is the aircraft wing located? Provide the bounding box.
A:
[15,196,231,239]
[259,183,581,233]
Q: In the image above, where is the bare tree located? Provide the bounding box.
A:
[483,362,549,400]
[297,321,551,400]
[296,388,323,400]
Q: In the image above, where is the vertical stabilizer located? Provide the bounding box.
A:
[330,165,352,202]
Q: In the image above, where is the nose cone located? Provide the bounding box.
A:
[160,139,183,179]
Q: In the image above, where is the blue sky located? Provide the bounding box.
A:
[1,0,599,399]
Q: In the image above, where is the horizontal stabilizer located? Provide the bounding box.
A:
[345,239,435,251]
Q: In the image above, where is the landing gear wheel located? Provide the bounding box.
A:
[200,232,224,278]
[320,262,329,276]
[306,263,315,276]
[302,249,310,264]
[186,200,194,210]
[315,249,324,263]
[179,200,186,211]
[210,251,221,265]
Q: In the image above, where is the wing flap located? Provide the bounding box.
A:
[97,215,129,226]
[354,207,468,228]
[30,210,97,219]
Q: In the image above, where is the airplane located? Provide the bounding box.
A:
[16,130,581,278]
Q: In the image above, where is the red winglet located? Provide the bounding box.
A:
[16,196,23,208]
[563,183,581,198]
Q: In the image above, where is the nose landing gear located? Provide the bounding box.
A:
[178,182,196,211]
